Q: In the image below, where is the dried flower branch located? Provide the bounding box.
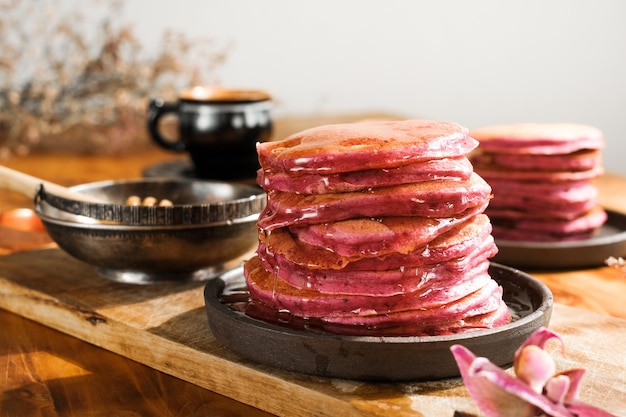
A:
[0,0,229,157]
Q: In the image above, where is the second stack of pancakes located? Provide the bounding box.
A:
[243,119,511,336]
[470,123,606,242]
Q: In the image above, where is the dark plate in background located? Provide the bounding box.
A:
[493,209,626,270]
[203,263,553,382]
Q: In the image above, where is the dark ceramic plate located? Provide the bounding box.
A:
[203,263,553,381]
[493,209,626,270]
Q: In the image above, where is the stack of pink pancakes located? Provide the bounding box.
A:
[243,119,511,336]
[470,123,607,242]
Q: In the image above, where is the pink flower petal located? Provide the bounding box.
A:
[514,327,563,364]
[451,328,619,417]
[557,368,586,403]
[545,375,571,404]
[515,345,556,393]
[450,344,573,417]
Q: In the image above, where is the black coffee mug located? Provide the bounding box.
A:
[147,86,273,180]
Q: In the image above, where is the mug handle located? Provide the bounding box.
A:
[147,99,186,152]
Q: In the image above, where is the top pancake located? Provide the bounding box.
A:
[470,123,604,155]
[257,119,478,175]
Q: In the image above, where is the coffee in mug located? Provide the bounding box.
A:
[147,86,272,180]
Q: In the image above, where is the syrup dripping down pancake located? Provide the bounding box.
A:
[257,213,494,271]
[258,172,492,231]
[288,202,487,258]
[257,235,497,296]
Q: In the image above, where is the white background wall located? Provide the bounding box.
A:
[123,1,626,174]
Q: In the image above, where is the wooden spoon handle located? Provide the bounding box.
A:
[0,165,104,203]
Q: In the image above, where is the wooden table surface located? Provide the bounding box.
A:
[1,114,626,416]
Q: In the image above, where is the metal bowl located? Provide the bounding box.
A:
[34,178,265,284]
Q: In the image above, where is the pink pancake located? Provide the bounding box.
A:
[470,123,604,155]
[257,157,473,194]
[258,239,497,296]
[490,206,607,241]
[244,255,497,317]
[258,172,492,230]
[491,227,598,242]
[470,149,601,172]
[257,214,495,271]
[257,119,478,175]
[246,297,510,337]
[473,164,604,182]
[288,202,487,258]
[488,196,597,220]
[319,288,509,334]
[487,179,597,202]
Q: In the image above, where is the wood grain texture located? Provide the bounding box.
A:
[0,308,272,417]
[0,249,625,417]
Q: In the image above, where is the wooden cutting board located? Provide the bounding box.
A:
[0,248,624,417]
